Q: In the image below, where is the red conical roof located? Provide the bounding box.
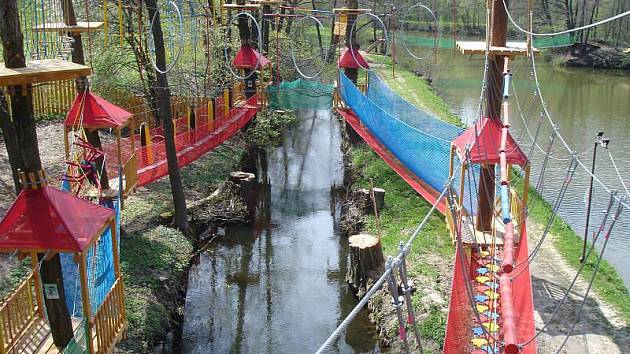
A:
[338,48,369,69]
[232,46,271,69]
[0,187,115,253]
[452,117,528,166]
[65,91,133,129]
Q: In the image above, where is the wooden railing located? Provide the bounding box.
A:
[357,83,367,94]
[0,272,41,354]
[122,154,138,196]
[32,80,75,118]
[93,276,126,354]
[510,189,525,227]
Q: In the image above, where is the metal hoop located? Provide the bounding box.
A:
[290,15,330,79]
[400,3,439,61]
[348,12,389,71]
[147,1,184,74]
[223,11,263,81]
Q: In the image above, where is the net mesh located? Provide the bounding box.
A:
[339,72,477,210]
[60,199,121,317]
[267,79,333,111]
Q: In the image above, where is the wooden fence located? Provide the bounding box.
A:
[0,272,42,354]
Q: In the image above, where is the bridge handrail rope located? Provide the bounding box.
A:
[501,0,630,37]
[519,192,617,346]
[315,185,450,353]
[607,149,630,199]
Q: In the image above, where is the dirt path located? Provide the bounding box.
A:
[527,219,630,353]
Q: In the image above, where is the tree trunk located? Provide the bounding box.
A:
[478,0,509,231]
[61,0,110,190]
[347,234,385,296]
[145,0,189,231]
[0,0,74,347]
[0,94,21,192]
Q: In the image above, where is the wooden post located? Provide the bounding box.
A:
[477,0,509,232]
[129,117,136,151]
[223,88,230,118]
[30,253,44,318]
[78,253,95,354]
[110,218,121,277]
[207,99,214,131]
[448,144,455,179]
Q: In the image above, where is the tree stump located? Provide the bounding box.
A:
[357,188,385,213]
[229,171,256,216]
[347,233,385,296]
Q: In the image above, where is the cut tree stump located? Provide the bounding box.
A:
[357,188,385,213]
[347,233,385,296]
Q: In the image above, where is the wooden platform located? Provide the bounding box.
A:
[460,215,520,246]
[222,3,260,9]
[249,0,282,5]
[456,41,540,57]
[32,21,104,33]
[332,7,373,13]
[0,60,91,86]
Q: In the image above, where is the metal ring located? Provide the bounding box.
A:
[399,3,439,61]
[290,15,330,79]
[223,11,263,81]
[348,12,389,71]
[148,1,184,74]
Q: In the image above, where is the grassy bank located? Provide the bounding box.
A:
[117,139,247,353]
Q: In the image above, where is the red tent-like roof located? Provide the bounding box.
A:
[0,187,115,253]
[232,46,271,69]
[452,117,528,166]
[65,91,133,129]
[338,48,369,69]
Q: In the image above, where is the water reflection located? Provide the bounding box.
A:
[182,110,379,353]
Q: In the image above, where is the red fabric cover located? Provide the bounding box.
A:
[0,187,114,252]
[443,244,472,353]
[104,95,259,187]
[511,225,537,353]
[338,48,369,69]
[452,117,528,166]
[232,46,271,69]
[337,108,446,215]
[65,91,133,128]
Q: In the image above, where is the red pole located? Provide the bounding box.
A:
[499,273,519,354]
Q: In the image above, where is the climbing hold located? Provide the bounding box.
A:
[484,291,499,300]
[480,250,490,257]
[472,327,484,336]
[485,281,499,289]
[474,294,489,302]
[482,322,500,332]
[477,267,489,275]
[476,276,490,284]
[483,311,500,320]
[482,345,500,353]
[486,264,500,272]
[476,285,490,293]
[471,338,488,347]
[476,304,489,313]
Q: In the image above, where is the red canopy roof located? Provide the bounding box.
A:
[65,91,133,129]
[338,48,369,69]
[452,117,528,166]
[231,46,271,69]
[0,187,115,253]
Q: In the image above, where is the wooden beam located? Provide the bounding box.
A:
[32,21,104,33]
[455,41,540,57]
[0,60,91,86]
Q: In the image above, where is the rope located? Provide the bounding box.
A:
[552,197,624,354]
[501,0,630,37]
[607,149,630,199]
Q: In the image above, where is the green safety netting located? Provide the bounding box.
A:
[533,34,574,48]
[267,79,333,111]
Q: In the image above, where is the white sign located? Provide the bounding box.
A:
[43,284,60,300]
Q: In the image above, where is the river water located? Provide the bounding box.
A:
[181,110,379,353]
[425,48,630,287]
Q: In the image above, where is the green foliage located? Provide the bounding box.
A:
[419,307,447,342]
[245,109,296,147]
